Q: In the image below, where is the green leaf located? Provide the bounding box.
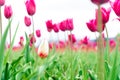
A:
[0,20,12,79]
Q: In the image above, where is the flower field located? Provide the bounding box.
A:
[1,0,120,80]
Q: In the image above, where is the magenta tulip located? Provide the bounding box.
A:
[59,20,66,31]
[91,0,109,5]
[36,29,41,37]
[110,0,120,17]
[25,0,36,16]
[86,19,97,32]
[96,7,111,24]
[4,5,13,19]
[24,16,31,27]
[109,39,116,48]
[66,18,74,31]
[53,23,59,33]
[0,0,5,6]
[82,36,89,45]
[46,20,53,32]
[68,34,76,44]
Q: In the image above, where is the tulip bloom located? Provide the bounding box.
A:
[25,0,36,16]
[46,20,53,32]
[59,20,66,31]
[29,33,36,46]
[36,29,41,37]
[68,34,76,44]
[0,0,5,6]
[53,23,59,33]
[110,0,120,17]
[38,39,49,58]
[19,36,24,46]
[24,16,31,27]
[86,19,105,32]
[82,36,89,45]
[96,7,111,24]
[109,39,116,48]
[86,19,97,32]
[4,5,13,19]
[91,0,109,5]
[66,18,74,31]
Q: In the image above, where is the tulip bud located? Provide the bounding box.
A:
[36,29,41,37]
[4,5,13,19]
[91,0,109,5]
[38,39,49,58]
[25,0,36,16]
[24,16,31,27]
[0,0,5,6]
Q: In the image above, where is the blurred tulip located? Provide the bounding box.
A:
[53,23,59,33]
[86,19,105,32]
[46,20,53,32]
[91,0,109,5]
[109,39,116,48]
[4,5,13,19]
[96,7,111,24]
[59,20,66,31]
[68,34,76,44]
[0,0,5,6]
[66,18,74,31]
[25,0,36,16]
[82,36,89,45]
[19,36,24,46]
[38,39,49,58]
[86,19,97,32]
[110,0,120,17]
[29,34,36,46]
[24,16,31,27]
[36,29,41,37]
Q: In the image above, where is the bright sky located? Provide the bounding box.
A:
[1,0,120,46]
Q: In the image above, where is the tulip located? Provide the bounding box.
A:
[29,33,36,46]
[53,23,59,33]
[96,7,111,24]
[19,36,24,46]
[36,29,41,37]
[86,19,105,32]
[38,39,49,58]
[25,0,36,16]
[0,0,5,6]
[4,5,13,19]
[109,39,116,48]
[66,18,74,31]
[24,16,31,27]
[82,36,89,45]
[91,0,109,5]
[68,34,76,44]
[46,20,53,32]
[86,19,97,32]
[110,0,120,17]
[59,20,66,31]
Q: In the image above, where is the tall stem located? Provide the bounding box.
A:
[97,5,105,80]
[0,7,2,40]
[32,16,34,35]
[9,20,11,45]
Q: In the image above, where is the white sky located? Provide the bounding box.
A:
[1,0,120,45]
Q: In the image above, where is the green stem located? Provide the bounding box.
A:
[97,5,105,80]
[0,7,2,40]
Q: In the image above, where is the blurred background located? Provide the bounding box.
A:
[1,0,120,46]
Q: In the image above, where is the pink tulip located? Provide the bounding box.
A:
[86,19,97,32]
[29,34,36,46]
[110,0,120,17]
[0,0,5,6]
[19,36,24,46]
[91,0,109,5]
[109,39,116,48]
[82,36,89,45]
[68,34,76,44]
[86,19,105,32]
[24,16,31,27]
[25,0,36,16]
[4,5,13,19]
[59,20,66,31]
[66,18,74,31]
[46,20,53,32]
[53,23,59,33]
[36,29,41,37]
[96,7,111,24]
